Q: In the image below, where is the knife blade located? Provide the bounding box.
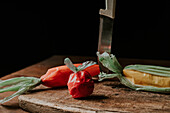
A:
[98,0,116,73]
[98,0,116,54]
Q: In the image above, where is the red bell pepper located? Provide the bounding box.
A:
[64,58,96,98]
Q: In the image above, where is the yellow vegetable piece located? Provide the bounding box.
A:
[123,69,170,88]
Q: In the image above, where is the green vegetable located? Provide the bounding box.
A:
[0,77,41,103]
[125,64,170,77]
[97,52,170,93]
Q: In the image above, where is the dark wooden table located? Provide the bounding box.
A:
[1,55,170,113]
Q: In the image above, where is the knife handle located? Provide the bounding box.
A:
[99,0,116,19]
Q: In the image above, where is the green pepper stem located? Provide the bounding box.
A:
[64,58,96,73]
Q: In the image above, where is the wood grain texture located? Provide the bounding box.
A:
[18,80,170,113]
[1,55,170,113]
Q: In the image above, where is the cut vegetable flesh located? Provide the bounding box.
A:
[123,69,170,88]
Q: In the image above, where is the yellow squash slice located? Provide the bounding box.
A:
[123,69,170,87]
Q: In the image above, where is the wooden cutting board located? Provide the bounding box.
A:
[1,55,170,113]
[18,80,170,113]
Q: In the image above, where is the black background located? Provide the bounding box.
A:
[0,1,170,77]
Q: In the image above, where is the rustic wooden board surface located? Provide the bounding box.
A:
[19,81,170,113]
[1,55,170,113]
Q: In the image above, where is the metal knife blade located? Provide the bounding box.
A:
[98,16,114,54]
[98,0,116,73]
[98,0,116,54]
